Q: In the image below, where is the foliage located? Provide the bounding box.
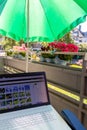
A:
[58,54,73,61]
[0,35,3,38]
[41,46,50,51]
[58,32,74,43]
[1,37,19,51]
[1,36,25,51]
[12,51,19,58]
[41,53,55,59]
[78,43,87,52]
[6,50,13,56]
[19,51,26,57]
[41,42,50,51]
[41,42,79,61]
[6,50,26,59]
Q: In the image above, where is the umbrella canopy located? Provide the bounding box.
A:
[0,0,87,42]
[0,0,7,15]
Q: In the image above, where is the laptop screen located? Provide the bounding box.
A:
[0,72,50,113]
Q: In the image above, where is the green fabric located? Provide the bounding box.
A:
[0,0,7,14]
[0,0,87,42]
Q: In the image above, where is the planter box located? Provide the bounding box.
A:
[30,61,81,92]
[0,57,4,72]
[4,57,81,92]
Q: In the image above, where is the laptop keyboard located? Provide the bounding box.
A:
[0,109,57,130]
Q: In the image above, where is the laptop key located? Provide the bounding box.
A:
[0,110,57,130]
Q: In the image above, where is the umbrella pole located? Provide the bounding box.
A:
[26,47,29,72]
[26,0,29,72]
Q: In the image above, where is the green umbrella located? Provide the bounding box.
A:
[0,0,87,42]
[0,0,7,15]
[0,0,87,72]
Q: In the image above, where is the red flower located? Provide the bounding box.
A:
[48,42,57,49]
[41,42,79,52]
[66,44,79,52]
[56,42,67,51]
[49,42,79,52]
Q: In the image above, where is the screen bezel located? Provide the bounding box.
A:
[0,72,50,114]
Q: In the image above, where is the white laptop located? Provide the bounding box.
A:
[0,72,71,130]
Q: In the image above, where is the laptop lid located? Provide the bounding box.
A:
[0,72,50,114]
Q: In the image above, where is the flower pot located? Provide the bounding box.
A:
[39,56,45,62]
[53,56,60,64]
[45,58,52,63]
[59,60,68,66]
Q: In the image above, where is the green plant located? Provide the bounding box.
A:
[58,54,73,61]
[58,32,74,43]
[48,42,78,61]
[78,43,87,52]
[41,53,55,59]
[2,37,19,51]
[19,51,26,57]
[6,51,13,56]
[12,51,19,58]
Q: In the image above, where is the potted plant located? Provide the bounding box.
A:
[40,53,55,63]
[49,42,79,64]
[40,42,79,65]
